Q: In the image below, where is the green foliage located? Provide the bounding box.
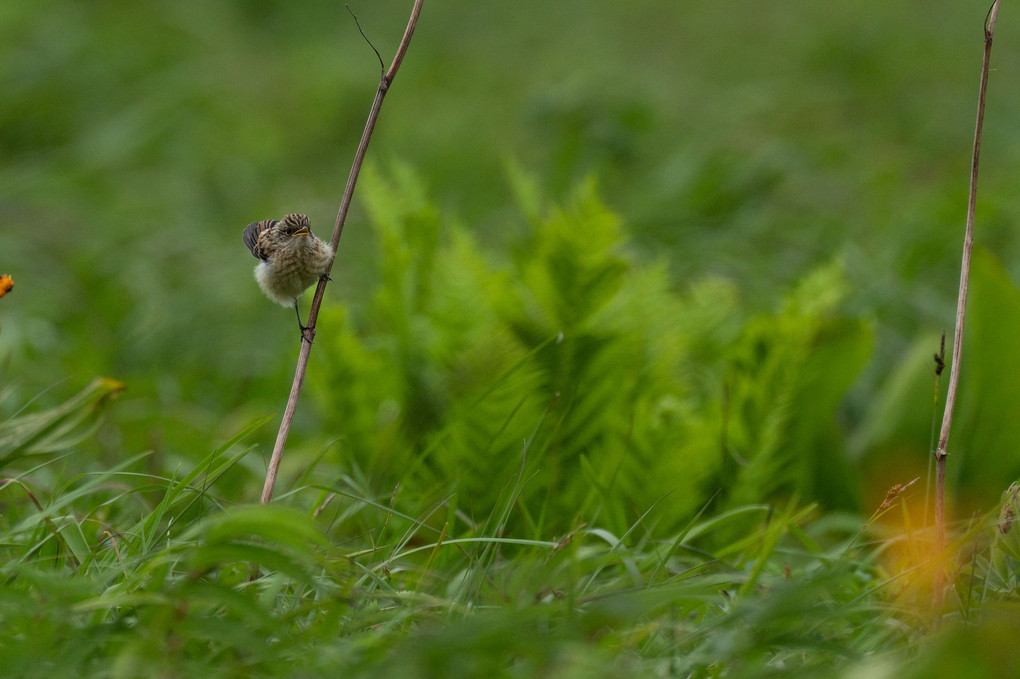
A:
[901,607,1020,679]
[309,170,870,537]
[952,248,1020,489]
[1,0,1014,488]
[989,482,1020,587]
[4,401,1016,679]
[720,263,872,512]
[5,0,1020,673]
[853,247,1020,507]
[0,423,911,679]
[0,233,1017,676]
[0,377,124,470]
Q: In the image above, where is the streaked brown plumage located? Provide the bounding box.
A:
[242,213,334,332]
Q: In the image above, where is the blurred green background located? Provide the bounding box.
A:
[3,0,1020,516]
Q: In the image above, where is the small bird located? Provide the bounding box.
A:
[242,214,334,334]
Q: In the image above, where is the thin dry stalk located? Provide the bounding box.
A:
[933,0,1001,606]
[260,0,424,504]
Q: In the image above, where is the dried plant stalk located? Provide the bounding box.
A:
[933,0,1001,606]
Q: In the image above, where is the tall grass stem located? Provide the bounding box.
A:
[933,0,1001,608]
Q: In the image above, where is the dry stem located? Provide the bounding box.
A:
[260,0,424,504]
[933,0,1000,606]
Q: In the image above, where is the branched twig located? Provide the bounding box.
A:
[347,5,385,79]
[933,0,1001,607]
[260,0,424,505]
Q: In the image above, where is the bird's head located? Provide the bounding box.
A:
[280,213,312,237]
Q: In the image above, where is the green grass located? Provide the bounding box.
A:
[0,416,899,678]
[2,393,1019,678]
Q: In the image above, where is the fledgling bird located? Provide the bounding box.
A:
[242,213,334,334]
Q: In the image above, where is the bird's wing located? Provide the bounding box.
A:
[242,220,276,260]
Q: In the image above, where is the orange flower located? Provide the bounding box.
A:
[0,275,12,299]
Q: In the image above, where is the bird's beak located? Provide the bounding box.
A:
[293,227,310,237]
